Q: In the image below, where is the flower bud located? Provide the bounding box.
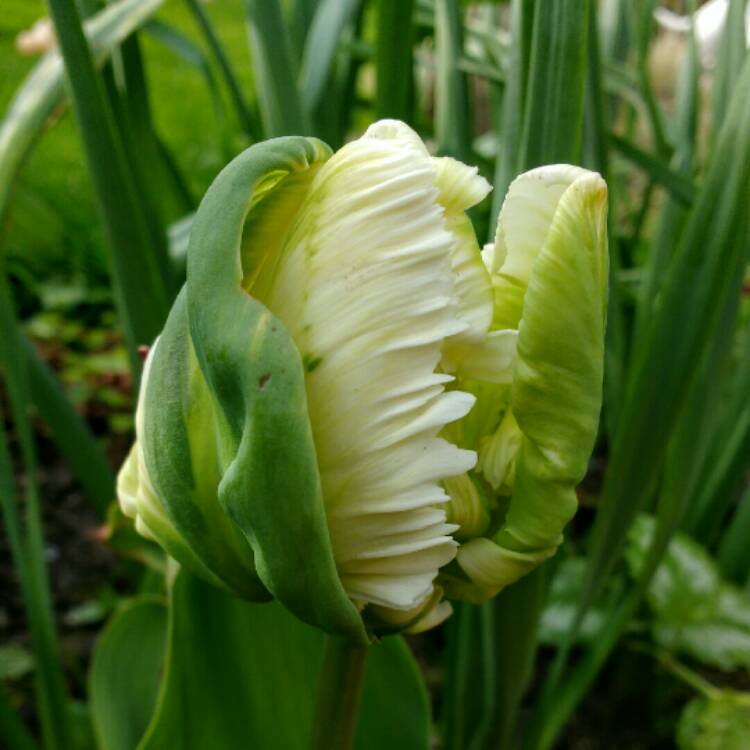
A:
[439,165,609,603]
[117,122,492,640]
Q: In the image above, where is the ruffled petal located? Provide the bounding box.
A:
[252,120,478,611]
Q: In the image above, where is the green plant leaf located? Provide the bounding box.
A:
[183,0,258,139]
[434,0,471,160]
[576,53,750,649]
[678,691,750,750]
[375,0,415,122]
[718,486,750,586]
[139,570,430,750]
[245,0,309,136]
[46,0,173,371]
[0,273,72,750]
[89,598,168,750]
[609,133,695,207]
[299,0,361,115]
[627,516,750,672]
[518,0,589,169]
[0,687,39,750]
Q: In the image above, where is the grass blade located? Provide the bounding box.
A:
[375,0,415,122]
[299,0,361,117]
[0,686,40,750]
[182,0,259,140]
[490,0,535,234]
[0,275,72,750]
[718,485,750,585]
[633,5,699,346]
[434,0,470,160]
[245,0,309,136]
[289,0,320,66]
[609,133,695,206]
[0,0,165,231]
[518,0,589,168]
[712,0,747,138]
[45,0,172,372]
[584,0,625,440]
[559,54,750,694]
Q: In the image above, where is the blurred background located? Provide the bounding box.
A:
[2,1,750,748]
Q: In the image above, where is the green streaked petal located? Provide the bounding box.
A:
[477,406,522,493]
[442,328,518,384]
[450,166,608,598]
[444,537,554,603]
[491,164,592,329]
[443,473,492,540]
[497,170,607,553]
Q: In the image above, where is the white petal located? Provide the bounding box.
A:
[251,120,478,611]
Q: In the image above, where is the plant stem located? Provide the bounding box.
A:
[310,636,369,750]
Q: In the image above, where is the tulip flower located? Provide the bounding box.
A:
[438,165,609,604]
[117,121,608,641]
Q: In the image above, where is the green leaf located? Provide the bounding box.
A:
[0,274,72,750]
[375,0,415,122]
[183,0,258,139]
[627,516,750,672]
[434,0,471,161]
[490,0,534,234]
[356,637,430,750]
[518,0,589,169]
[140,570,430,750]
[45,0,172,371]
[678,692,750,750]
[0,687,39,750]
[718,486,750,586]
[245,0,309,136]
[609,133,695,207]
[299,0,361,116]
[577,53,750,648]
[89,598,167,750]
[712,0,748,142]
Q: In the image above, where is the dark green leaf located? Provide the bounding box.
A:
[375,0,415,122]
[90,599,168,750]
[140,570,430,750]
[245,0,309,136]
[434,0,471,160]
[46,0,172,371]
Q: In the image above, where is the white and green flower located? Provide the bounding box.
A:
[117,121,608,639]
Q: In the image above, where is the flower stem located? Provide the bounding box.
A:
[310,636,369,750]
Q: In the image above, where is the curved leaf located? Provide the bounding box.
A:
[140,570,430,750]
[89,598,167,750]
